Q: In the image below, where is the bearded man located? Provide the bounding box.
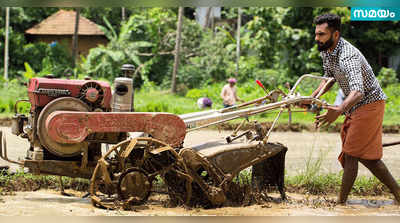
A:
[307,13,400,204]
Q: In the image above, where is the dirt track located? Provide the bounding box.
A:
[1,127,400,215]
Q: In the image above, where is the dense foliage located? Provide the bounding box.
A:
[2,7,399,89]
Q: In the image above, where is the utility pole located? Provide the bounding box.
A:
[204,7,212,30]
[122,7,126,21]
[72,8,80,72]
[171,7,183,94]
[236,7,241,77]
[4,7,10,81]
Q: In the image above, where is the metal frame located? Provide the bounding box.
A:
[181,74,334,134]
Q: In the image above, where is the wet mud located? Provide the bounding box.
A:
[1,190,399,216]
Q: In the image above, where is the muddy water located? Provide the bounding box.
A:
[1,127,400,215]
[184,130,400,178]
[1,190,399,216]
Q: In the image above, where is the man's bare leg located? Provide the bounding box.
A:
[359,158,400,203]
[338,153,359,204]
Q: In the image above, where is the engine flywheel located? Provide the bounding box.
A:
[37,97,90,157]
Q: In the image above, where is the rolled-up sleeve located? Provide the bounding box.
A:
[341,54,364,95]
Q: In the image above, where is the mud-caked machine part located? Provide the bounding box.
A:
[162,141,289,208]
[252,145,288,200]
[164,147,227,208]
[89,137,192,210]
[89,139,289,210]
[117,167,152,206]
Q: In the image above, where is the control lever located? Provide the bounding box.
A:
[256,80,268,94]
[226,130,252,144]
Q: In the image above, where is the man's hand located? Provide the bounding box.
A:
[315,105,343,128]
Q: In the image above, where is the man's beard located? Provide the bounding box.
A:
[317,35,334,52]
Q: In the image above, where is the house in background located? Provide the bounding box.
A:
[25,9,108,56]
[195,7,221,28]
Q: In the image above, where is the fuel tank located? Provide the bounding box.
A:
[27,77,112,111]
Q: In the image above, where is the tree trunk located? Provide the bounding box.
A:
[4,7,10,81]
[171,7,184,94]
[236,7,242,77]
[72,8,80,71]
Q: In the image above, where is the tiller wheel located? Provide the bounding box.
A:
[89,137,192,210]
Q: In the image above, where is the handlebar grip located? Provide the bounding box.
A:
[256,80,267,92]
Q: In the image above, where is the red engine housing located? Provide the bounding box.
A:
[28,77,112,111]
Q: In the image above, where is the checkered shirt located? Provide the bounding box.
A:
[321,37,386,115]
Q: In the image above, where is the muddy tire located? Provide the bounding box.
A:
[117,167,152,205]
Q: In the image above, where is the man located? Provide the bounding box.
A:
[220,78,244,108]
[309,14,400,204]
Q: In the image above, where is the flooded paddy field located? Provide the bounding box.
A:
[1,127,400,215]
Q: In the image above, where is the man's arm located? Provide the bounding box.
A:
[316,54,365,127]
[220,86,226,99]
[316,90,363,127]
[310,79,335,98]
[338,91,363,113]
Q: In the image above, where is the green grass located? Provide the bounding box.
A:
[0,169,89,195]
[282,144,400,196]
[0,80,30,115]
[135,90,198,114]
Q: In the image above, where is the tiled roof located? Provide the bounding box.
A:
[25,9,105,36]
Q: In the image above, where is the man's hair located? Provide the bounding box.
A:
[314,14,341,32]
